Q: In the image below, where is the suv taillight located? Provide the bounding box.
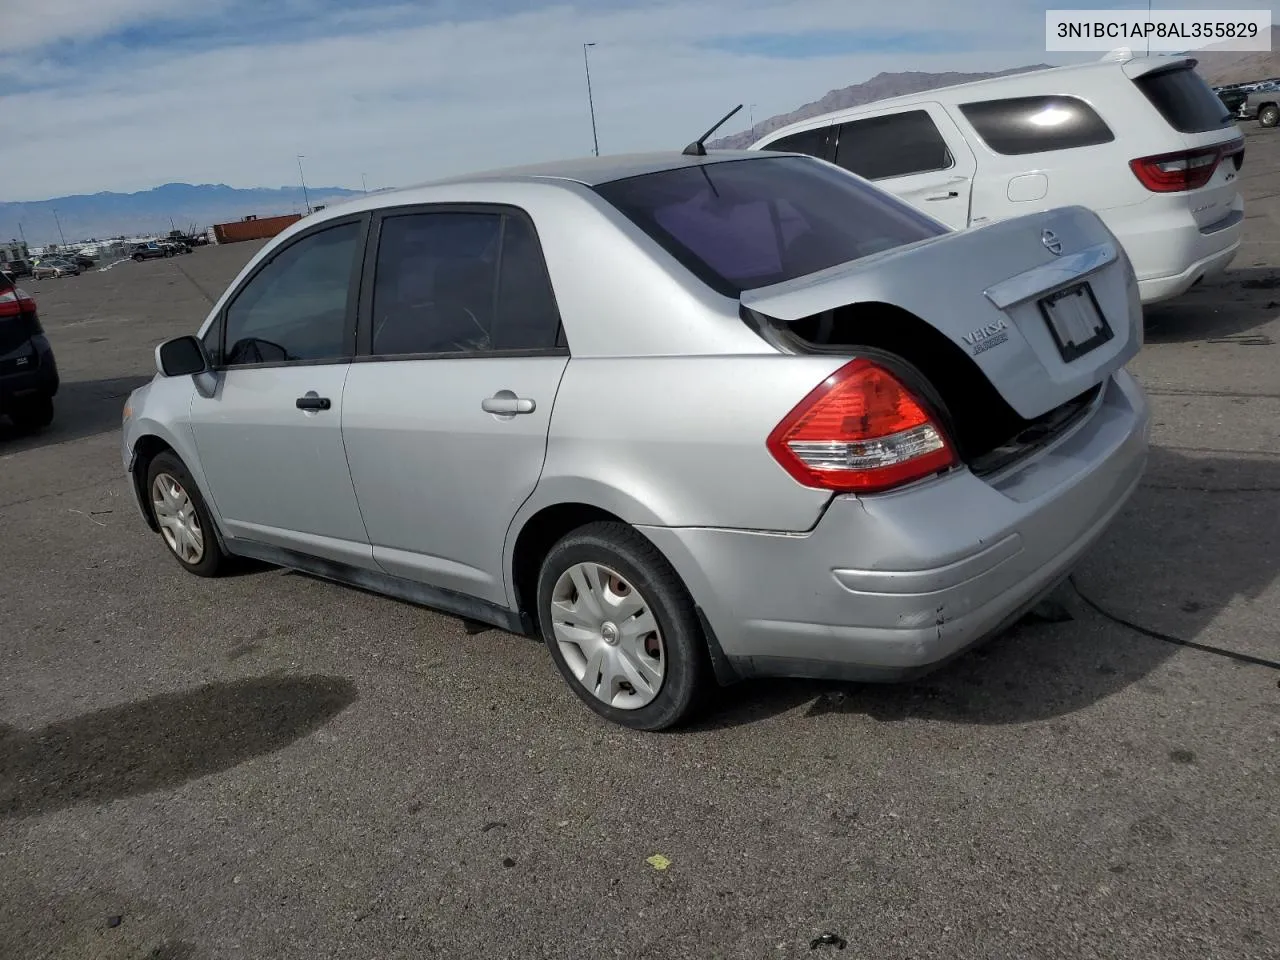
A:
[766,358,957,494]
[0,287,42,333]
[1129,140,1242,193]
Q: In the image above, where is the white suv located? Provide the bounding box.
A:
[750,55,1244,305]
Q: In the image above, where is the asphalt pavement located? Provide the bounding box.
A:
[1,134,1277,960]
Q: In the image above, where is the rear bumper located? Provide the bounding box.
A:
[1110,201,1244,305]
[0,337,59,412]
[640,369,1150,683]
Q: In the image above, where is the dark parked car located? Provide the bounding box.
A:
[71,253,96,268]
[0,272,58,431]
[131,242,171,261]
[0,258,33,278]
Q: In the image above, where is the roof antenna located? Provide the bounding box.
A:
[682,104,744,157]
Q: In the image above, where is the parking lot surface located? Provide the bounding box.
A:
[2,133,1277,960]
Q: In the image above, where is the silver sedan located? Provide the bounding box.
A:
[122,150,1149,730]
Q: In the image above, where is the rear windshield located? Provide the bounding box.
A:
[1134,66,1234,134]
[592,156,948,298]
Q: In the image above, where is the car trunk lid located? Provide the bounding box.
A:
[740,204,1141,421]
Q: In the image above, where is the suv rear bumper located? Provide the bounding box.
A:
[640,369,1150,683]
[1112,201,1243,305]
[0,336,59,413]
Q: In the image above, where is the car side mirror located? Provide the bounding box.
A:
[156,335,210,377]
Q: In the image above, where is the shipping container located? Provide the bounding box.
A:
[211,214,303,244]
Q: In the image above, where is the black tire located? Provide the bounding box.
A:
[1259,104,1279,128]
[536,521,711,731]
[8,395,53,431]
[145,451,227,577]
[133,254,144,262]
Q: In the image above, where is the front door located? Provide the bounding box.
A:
[188,216,375,568]
[830,103,976,230]
[341,206,569,606]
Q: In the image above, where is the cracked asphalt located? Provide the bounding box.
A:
[1,131,1277,960]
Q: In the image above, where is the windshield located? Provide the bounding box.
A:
[592,155,948,298]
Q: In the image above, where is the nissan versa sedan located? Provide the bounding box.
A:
[121,150,1150,730]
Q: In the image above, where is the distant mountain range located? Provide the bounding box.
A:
[0,183,363,246]
[7,34,1277,245]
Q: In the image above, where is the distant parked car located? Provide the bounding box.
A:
[131,243,170,261]
[751,54,1244,305]
[1233,85,1280,127]
[71,253,96,268]
[32,258,80,279]
[0,272,58,431]
[0,258,33,278]
[123,150,1149,730]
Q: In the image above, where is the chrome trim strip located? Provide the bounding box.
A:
[983,241,1118,310]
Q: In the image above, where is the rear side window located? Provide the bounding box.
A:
[1134,66,1234,133]
[759,127,830,159]
[958,96,1114,155]
[831,110,953,181]
[593,156,948,298]
[370,210,562,356]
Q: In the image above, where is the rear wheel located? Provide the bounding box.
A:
[1259,104,1279,128]
[536,521,710,731]
[146,452,227,577]
[133,254,144,262]
[8,395,53,431]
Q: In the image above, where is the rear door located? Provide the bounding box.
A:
[341,205,569,606]
[828,104,976,230]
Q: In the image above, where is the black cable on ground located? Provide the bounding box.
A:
[1068,575,1280,672]
[171,258,216,306]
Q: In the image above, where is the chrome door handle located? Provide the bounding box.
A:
[482,392,536,415]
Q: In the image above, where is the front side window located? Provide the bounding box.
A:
[593,155,948,298]
[370,210,561,356]
[833,110,953,180]
[959,95,1114,155]
[222,221,361,366]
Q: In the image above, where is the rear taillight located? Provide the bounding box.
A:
[767,358,957,494]
[0,287,42,333]
[1129,142,1240,193]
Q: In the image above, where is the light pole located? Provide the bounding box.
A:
[749,103,757,140]
[583,42,600,157]
[361,173,368,194]
[297,155,312,214]
[52,209,67,248]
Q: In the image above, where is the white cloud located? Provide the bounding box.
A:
[0,0,1270,200]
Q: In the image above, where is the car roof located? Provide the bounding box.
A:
[407,149,767,189]
[756,54,1196,142]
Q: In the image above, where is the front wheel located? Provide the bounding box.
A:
[536,521,711,731]
[146,452,227,577]
[1259,104,1279,128]
[133,254,144,262]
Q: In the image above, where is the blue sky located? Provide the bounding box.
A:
[0,0,1272,202]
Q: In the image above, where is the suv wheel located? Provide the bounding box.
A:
[146,452,227,577]
[1260,104,1279,127]
[8,395,54,431]
[536,521,710,731]
[133,253,144,262]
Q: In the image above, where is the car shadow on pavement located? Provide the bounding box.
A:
[0,675,357,821]
[696,446,1279,730]
[0,375,152,453]
[1143,266,1280,346]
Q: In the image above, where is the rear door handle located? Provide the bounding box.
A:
[481,391,536,415]
[296,393,331,411]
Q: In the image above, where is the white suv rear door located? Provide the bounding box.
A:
[825,102,977,230]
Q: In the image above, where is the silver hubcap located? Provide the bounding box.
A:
[550,562,665,710]
[151,473,204,565]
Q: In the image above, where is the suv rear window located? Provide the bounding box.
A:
[959,95,1114,155]
[593,156,948,298]
[1134,65,1234,133]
